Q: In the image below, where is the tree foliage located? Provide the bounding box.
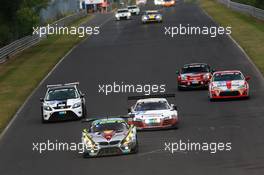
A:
[0,0,49,47]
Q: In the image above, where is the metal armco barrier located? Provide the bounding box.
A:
[0,11,87,64]
[217,0,264,20]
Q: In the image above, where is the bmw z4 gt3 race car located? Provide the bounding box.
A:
[177,63,214,90]
[40,82,86,123]
[141,10,162,23]
[81,117,138,157]
[127,94,178,130]
[209,70,250,100]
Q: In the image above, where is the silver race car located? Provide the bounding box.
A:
[40,82,86,123]
[81,117,138,158]
[127,94,179,130]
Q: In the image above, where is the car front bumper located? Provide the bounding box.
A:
[210,88,249,99]
[42,106,83,121]
[83,141,137,157]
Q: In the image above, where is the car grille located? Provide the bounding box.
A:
[99,141,120,146]
[53,106,71,109]
[98,147,121,156]
[49,111,78,121]
[220,91,240,97]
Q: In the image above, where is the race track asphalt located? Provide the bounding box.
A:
[0,0,264,175]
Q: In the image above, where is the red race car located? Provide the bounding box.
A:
[209,70,250,100]
[177,63,214,90]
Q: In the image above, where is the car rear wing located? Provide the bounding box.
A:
[127,93,175,100]
[81,115,134,125]
[47,82,79,88]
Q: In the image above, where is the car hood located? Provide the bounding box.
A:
[133,109,177,119]
[89,130,128,143]
[44,98,80,107]
[211,80,246,90]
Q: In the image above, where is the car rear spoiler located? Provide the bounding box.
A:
[127,93,175,100]
[47,82,79,88]
[81,115,133,123]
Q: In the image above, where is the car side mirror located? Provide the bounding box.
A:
[40,98,44,102]
[80,93,85,98]
[245,76,251,81]
[128,108,131,113]
[171,104,177,110]
[176,70,179,74]
[211,69,216,73]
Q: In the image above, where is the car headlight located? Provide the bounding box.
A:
[203,73,211,80]
[115,14,119,18]
[181,75,187,80]
[142,16,147,20]
[43,105,52,111]
[121,128,135,146]
[238,84,246,89]
[72,102,81,108]
[156,15,162,19]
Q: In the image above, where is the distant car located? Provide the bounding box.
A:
[40,82,86,123]
[115,8,131,20]
[127,5,140,15]
[141,10,162,23]
[136,0,147,5]
[82,117,138,157]
[177,63,214,90]
[163,0,175,7]
[127,94,178,130]
[209,70,250,100]
[154,0,164,5]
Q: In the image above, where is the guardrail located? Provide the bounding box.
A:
[0,10,87,64]
[217,0,264,20]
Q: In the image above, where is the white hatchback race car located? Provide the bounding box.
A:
[127,94,179,130]
[115,8,131,20]
[40,82,86,123]
[127,5,140,15]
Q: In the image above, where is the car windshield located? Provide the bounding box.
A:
[181,65,209,73]
[91,122,128,133]
[213,72,243,81]
[118,10,128,13]
[46,88,78,101]
[146,12,158,15]
[128,6,137,9]
[134,102,170,111]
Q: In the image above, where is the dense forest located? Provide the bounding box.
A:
[0,0,49,47]
[232,0,264,9]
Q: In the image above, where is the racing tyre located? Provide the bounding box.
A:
[82,105,87,118]
[131,140,139,154]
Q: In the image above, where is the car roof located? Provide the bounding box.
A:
[117,8,128,11]
[213,70,242,75]
[146,10,159,13]
[48,85,77,91]
[183,63,208,67]
[137,98,168,103]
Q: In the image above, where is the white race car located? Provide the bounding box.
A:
[115,8,131,20]
[40,82,86,123]
[127,94,179,130]
[209,70,250,100]
[127,5,140,15]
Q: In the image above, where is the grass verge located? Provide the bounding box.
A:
[200,0,264,74]
[0,14,93,133]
